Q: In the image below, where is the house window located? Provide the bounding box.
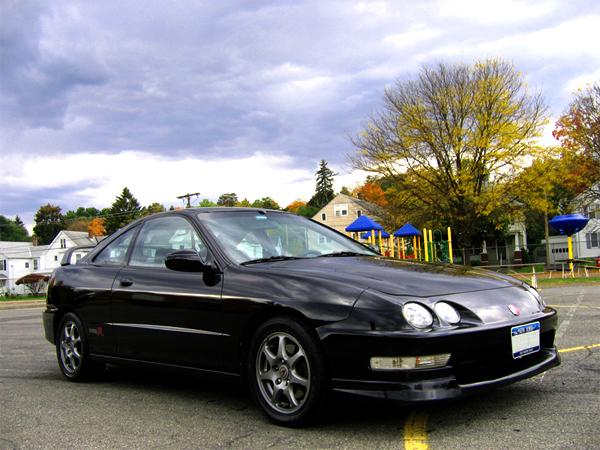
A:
[33,259,38,270]
[25,262,30,269]
[60,238,67,249]
[1,260,5,271]
[321,213,326,221]
[76,254,82,261]
[54,255,58,261]
[587,232,599,249]
[357,210,362,217]
[334,204,348,217]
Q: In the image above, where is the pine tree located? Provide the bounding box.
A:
[104,187,142,235]
[33,204,66,244]
[308,160,335,209]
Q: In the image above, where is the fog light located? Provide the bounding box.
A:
[370,353,450,370]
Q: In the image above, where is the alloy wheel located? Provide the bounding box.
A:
[255,332,311,414]
[59,320,82,375]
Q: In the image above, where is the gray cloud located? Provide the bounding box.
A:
[2,0,600,172]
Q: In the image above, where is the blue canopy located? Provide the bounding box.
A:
[549,214,589,236]
[361,230,390,239]
[345,215,384,232]
[393,223,422,237]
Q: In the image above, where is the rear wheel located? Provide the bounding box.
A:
[56,313,104,381]
[248,317,328,427]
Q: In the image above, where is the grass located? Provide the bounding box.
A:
[537,276,600,286]
[0,295,46,302]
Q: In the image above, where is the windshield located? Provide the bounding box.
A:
[199,210,377,264]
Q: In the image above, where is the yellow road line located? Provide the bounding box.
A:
[559,343,600,354]
[549,304,600,309]
[404,410,429,450]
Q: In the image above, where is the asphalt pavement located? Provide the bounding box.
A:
[0,285,598,449]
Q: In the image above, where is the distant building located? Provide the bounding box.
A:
[312,193,384,234]
[0,230,103,295]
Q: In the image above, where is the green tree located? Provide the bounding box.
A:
[33,204,66,244]
[217,193,238,207]
[352,59,547,263]
[0,215,30,241]
[296,205,319,218]
[251,197,280,210]
[308,160,335,209]
[104,187,142,235]
[144,202,166,216]
[238,198,252,207]
[339,186,351,195]
[198,199,217,207]
[64,207,101,220]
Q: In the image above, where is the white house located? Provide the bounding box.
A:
[0,230,103,295]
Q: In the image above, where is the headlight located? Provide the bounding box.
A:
[402,302,433,328]
[434,302,460,324]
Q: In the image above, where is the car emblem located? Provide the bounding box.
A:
[508,304,521,316]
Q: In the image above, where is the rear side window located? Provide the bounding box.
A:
[93,228,136,266]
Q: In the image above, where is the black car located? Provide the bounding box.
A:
[43,208,559,426]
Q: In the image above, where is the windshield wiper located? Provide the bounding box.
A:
[241,256,306,265]
[317,251,368,257]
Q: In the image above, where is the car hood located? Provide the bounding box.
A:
[264,256,523,297]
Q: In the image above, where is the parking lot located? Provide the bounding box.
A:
[1,284,598,449]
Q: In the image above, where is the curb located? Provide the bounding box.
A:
[0,300,46,310]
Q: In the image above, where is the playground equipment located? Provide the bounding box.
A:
[393,223,422,259]
[345,215,386,253]
[421,226,453,263]
[548,213,589,272]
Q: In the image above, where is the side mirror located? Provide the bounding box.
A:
[165,250,207,272]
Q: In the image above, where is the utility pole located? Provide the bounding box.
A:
[176,192,200,208]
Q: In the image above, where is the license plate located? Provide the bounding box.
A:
[511,322,540,359]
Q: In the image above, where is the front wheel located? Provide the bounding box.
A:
[248,317,328,427]
[56,312,104,381]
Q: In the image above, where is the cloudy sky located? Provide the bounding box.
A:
[1,0,600,228]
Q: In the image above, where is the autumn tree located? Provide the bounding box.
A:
[553,82,600,202]
[33,204,66,245]
[352,59,547,263]
[308,160,335,209]
[88,218,106,237]
[285,200,307,214]
[354,181,388,207]
[217,193,238,207]
[104,187,142,235]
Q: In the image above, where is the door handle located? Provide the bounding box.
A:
[119,278,133,287]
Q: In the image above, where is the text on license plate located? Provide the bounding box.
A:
[511,321,540,359]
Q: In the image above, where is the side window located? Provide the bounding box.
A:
[129,216,208,268]
[93,227,137,266]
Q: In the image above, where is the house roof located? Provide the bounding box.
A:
[0,245,49,259]
[61,230,104,246]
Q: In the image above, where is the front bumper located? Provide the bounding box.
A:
[320,311,560,402]
[331,347,559,402]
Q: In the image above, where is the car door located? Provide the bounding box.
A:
[77,226,139,356]
[110,215,224,371]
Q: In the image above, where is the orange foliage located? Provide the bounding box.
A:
[88,218,106,237]
[285,200,306,213]
[354,182,388,207]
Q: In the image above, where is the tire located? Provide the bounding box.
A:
[56,312,104,381]
[248,317,328,427]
